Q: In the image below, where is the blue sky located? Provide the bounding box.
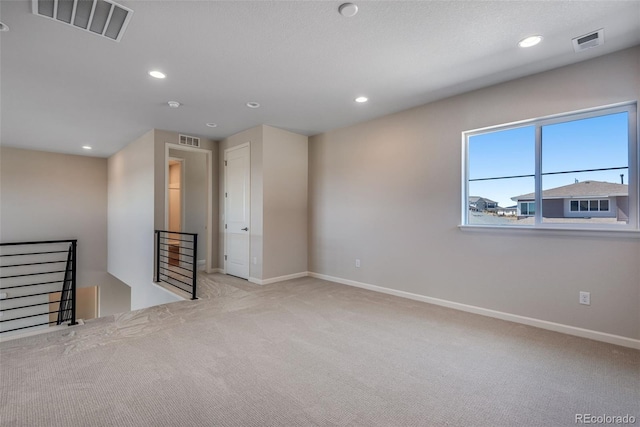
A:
[468,112,629,207]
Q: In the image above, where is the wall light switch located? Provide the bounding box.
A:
[0,293,7,299]
[252,257,257,265]
[355,259,361,268]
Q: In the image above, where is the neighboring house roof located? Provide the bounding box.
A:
[469,196,498,204]
[511,181,628,201]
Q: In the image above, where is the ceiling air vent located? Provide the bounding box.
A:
[32,0,133,42]
[572,29,604,53]
[179,134,200,148]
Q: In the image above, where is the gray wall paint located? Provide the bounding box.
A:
[309,47,640,340]
[262,125,308,279]
[0,147,130,317]
[155,130,218,269]
[219,125,308,281]
[108,130,180,310]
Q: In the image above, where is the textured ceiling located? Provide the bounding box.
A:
[1,0,639,157]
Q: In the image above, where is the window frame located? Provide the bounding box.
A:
[519,201,535,216]
[569,199,610,213]
[462,102,638,231]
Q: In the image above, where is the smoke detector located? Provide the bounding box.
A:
[167,101,181,108]
[32,0,133,42]
[572,29,604,53]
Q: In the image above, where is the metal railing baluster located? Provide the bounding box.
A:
[0,239,78,335]
[154,230,198,300]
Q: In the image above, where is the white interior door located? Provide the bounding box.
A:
[224,144,250,279]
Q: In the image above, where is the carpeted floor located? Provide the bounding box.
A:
[1,273,638,426]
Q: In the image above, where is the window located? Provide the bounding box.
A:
[463,103,637,229]
[520,202,535,216]
[570,199,610,212]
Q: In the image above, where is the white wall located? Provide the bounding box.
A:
[309,47,640,341]
[0,147,130,320]
[108,130,180,310]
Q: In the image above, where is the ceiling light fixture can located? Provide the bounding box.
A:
[355,96,368,103]
[149,70,166,79]
[339,3,358,17]
[518,35,543,48]
[82,146,92,150]
[168,101,181,108]
[206,123,218,128]
[246,102,261,109]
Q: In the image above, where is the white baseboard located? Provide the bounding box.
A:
[151,281,185,301]
[249,271,309,286]
[210,268,224,274]
[308,272,640,350]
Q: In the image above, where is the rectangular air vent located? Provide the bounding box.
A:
[572,29,604,53]
[32,0,133,42]
[179,134,200,148]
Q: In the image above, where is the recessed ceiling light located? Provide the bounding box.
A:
[0,22,9,32]
[518,35,543,48]
[82,146,92,150]
[355,96,368,103]
[167,101,181,108]
[206,123,218,128]
[246,102,261,109]
[339,3,358,17]
[149,70,166,79]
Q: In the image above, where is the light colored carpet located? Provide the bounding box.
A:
[1,273,638,426]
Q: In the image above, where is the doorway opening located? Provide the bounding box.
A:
[165,144,213,273]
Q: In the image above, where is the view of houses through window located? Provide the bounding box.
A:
[465,104,635,228]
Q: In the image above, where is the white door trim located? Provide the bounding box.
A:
[164,143,213,273]
[223,142,251,278]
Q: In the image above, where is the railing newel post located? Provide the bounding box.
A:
[192,234,198,300]
[69,240,77,326]
[155,230,160,283]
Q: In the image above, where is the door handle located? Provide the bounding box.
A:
[241,227,248,231]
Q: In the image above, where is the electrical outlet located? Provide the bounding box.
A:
[579,291,591,305]
[355,259,361,268]
[0,293,7,299]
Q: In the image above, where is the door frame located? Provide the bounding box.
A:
[168,157,185,232]
[223,142,251,277]
[164,143,213,273]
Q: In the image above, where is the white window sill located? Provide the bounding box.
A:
[458,224,640,238]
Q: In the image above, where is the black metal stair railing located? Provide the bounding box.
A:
[154,231,197,300]
[0,240,77,335]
